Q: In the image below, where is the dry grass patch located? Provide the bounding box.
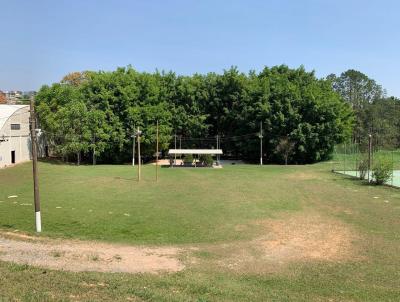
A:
[192,211,360,274]
[285,171,319,181]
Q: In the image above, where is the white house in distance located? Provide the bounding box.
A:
[0,104,32,168]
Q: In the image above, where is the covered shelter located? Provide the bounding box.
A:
[168,149,223,167]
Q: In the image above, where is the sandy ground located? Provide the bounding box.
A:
[0,212,358,274]
[0,234,184,274]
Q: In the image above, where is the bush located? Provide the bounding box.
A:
[183,154,194,165]
[358,156,369,180]
[372,159,393,185]
[200,154,214,167]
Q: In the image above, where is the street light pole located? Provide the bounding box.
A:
[30,97,41,232]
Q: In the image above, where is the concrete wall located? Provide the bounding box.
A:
[0,106,32,168]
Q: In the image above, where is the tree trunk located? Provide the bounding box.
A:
[77,152,80,166]
[92,148,96,165]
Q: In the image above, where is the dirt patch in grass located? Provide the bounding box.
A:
[194,212,360,273]
[255,212,356,261]
[285,171,319,180]
[0,212,359,275]
[0,235,184,274]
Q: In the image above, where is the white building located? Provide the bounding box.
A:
[0,105,32,168]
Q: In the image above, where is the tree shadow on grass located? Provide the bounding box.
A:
[38,158,77,166]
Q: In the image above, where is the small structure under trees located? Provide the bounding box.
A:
[168,149,222,167]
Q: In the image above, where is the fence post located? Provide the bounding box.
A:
[355,143,359,178]
[392,150,394,186]
[368,134,372,183]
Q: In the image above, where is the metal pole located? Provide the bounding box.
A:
[355,143,359,178]
[137,127,141,181]
[368,134,372,182]
[156,120,159,182]
[30,97,41,232]
[392,150,394,186]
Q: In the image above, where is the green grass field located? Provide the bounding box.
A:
[1,161,400,301]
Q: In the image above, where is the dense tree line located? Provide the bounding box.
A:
[36,65,353,164]
[328,70,400,149]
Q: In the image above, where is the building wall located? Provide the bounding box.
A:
[0,106,32,168]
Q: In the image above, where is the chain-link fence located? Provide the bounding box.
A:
[332,137,400,187]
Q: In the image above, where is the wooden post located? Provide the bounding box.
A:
[30,97,41,232]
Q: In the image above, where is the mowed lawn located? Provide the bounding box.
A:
[0,161,400,301]
[0,162,301,244]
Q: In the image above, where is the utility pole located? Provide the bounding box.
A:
[30,97,41,232]
[259,122,263,165]
[137,127,142,181]
[156,120,159,182]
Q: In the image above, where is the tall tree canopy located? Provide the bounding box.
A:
[36,65,353,164]
[328,69,400,148]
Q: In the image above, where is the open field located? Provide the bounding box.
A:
[1,162,400,301]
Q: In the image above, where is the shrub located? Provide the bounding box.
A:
[200,154,214,167]
[372,158,393,185]
[275,137,295,165]
[183,154,194,165]
[358,156,369,180]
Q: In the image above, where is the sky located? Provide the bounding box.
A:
[1,0,399,96]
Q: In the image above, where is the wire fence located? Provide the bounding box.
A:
[332,138,400,187]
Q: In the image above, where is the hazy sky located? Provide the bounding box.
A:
[1,0,399,96]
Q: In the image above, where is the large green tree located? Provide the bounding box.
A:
[327,70,384,144]
[36,65,353,164]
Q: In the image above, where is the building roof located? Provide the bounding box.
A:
[0,105,29,130]
[168,149,223,155]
